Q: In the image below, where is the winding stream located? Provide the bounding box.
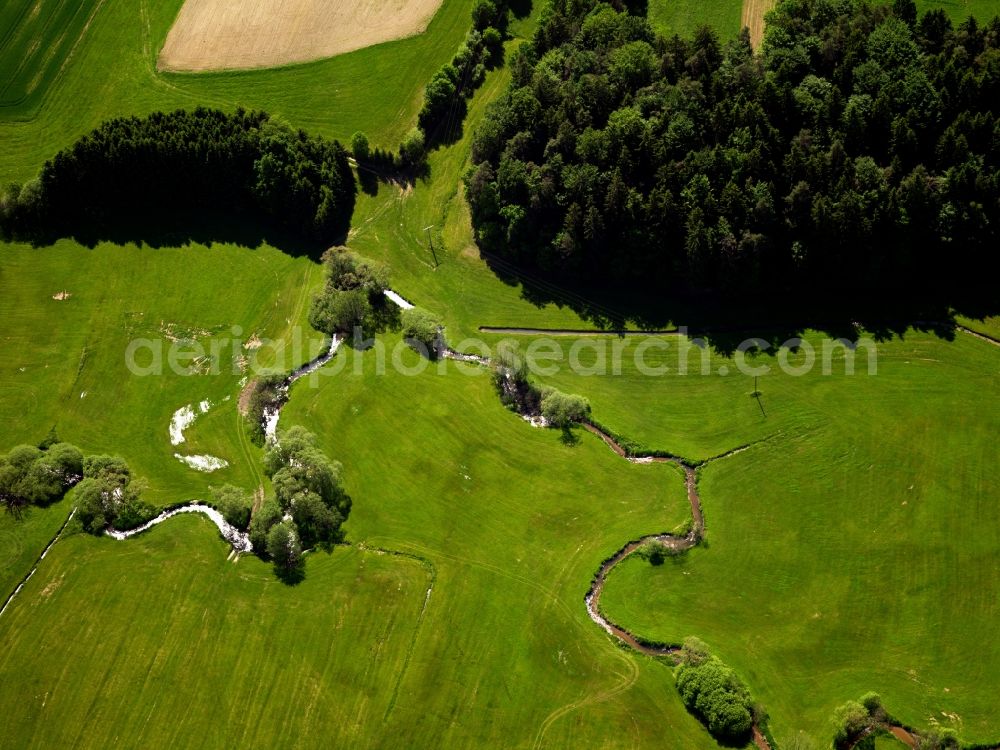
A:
[106,504,252,553]
[263,334,343,442]
[7,289,994,747]
[580,424,702,656]
[105,332,351,549]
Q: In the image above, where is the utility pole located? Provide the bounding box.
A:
[424,225,439,268]
[752,374,765,418]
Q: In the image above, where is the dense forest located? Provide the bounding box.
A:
[0,108,356,245]
[466,0,1000,297]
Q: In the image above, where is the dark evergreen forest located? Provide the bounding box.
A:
[466,0,1000,309]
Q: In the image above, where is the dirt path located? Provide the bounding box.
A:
[741,0,776,49]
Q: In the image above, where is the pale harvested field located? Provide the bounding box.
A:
[159,0,445,71]
[741,0,776,48]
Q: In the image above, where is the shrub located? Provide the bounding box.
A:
[540,388,590,427]
[249,498,282,553]
[74,455,145,534]
[291,492,343,548]
[831,700,871,747]
[401,307,443,356]
[310,288,370,334]
[638,540,667,565]
[246,373,288,444]
[491,344,541,413]
[0,441,84,516]
[917,728,959,749]
[309,248,390,336]
[112,495,158,531]
[263,426,351,550]
[212,484,253,530]
[266,520,302,572]
[482,27,504,66]
[859,692,886,722]
[74,478,115,533]
[398,128,426,168]
[472,0,498,30]
[675,638,754,743]
[350,131,370,161]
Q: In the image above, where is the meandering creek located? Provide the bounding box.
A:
[7,289,981,748]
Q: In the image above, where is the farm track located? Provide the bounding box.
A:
[741,0,776,49]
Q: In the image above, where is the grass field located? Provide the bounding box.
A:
[916,0,1000,20]
[260,341,714,748]
[0,517,433,748]
[0,343,718,748]
[0,497,73,600]
[958,315,1000,341]
[0,241,326,505]
[647,0,744,38]
[644,0,1000,40]
[1,0,1000,746]
[0,0,103,113]
[0,0,473,172]
[573,330,1000,744]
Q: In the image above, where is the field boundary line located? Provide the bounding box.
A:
[0,508,76,619]
[958,325,1000,347]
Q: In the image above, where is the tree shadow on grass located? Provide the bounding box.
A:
[477,247,997,355]
[559,426,581,446]
[274,560,306,586]
[17,206,339,261]
[355,149,430,198]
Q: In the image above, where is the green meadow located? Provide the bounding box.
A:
[643,0,1000,44]
[536,330,1000,743]
[0,518,433,748]
[0,0,999,747]
[646,0,744,38]
[0,241,326,503]
[0,0,103,113]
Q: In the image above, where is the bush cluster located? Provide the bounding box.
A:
[400,307,444,357]
[404,0,520,160]
[675,637,754,742]
[466,0,1000,297]
[245,373,289,445]
[75,455,154,533]
[309,247,392,336]
[250,427,351,573]
[539,386,591,426]
[211,485,253,530]
[0,439,83,516]
[490,345,589,425]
